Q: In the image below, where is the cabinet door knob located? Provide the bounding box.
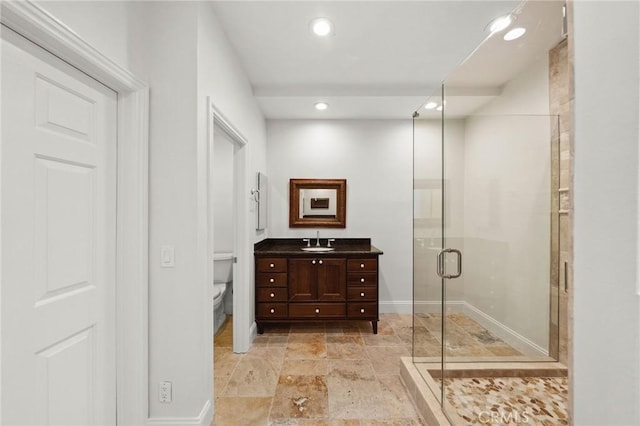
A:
[319,260,323,265]
[360,263,365,268]
[269,278,275,283]
[315,308,320,313]
[270,293,275,298]
[360,278,365,283]
[270,263,275,268]
[270,308,275,313]
[360,292,365,297]
[360,308,365,313]
[312,260,316,265]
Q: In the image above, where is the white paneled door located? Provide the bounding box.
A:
[1,26,117,425]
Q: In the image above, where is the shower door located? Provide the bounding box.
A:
[414,95,557,422]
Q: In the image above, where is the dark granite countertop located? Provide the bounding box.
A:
[254,238,383,256]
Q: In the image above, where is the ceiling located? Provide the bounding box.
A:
[211,1,561,120]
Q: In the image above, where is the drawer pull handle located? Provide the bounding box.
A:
[360,278,365,283]
[270,293,275,298]
[269,263,275,268]
[269,278,275,283]
[270,308,275,314]
[315,308,320,313]
[319,260,323,265]
[360,308,365,313]
[360,292,365,297]
[360,263,365,268]
[312,260,316,265]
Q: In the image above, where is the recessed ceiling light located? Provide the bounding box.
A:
[310,18,333,37]
[436,105,443,112]
[504,27,526,41]
[424,102,438,110]
[314,102,329,111]
[489,14,513,34]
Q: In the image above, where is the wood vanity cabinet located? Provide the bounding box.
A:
[255,242,381,334]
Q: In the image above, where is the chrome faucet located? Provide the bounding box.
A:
[302,238,311,247]
[327,238,335,248]
[316,230,321,247]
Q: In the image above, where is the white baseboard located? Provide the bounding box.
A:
[249,321,258,346]
[461,303,548,357]
[409,300,547,357]
[147,400,212,426]
[378,300,413,314]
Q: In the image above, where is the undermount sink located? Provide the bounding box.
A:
[301,247,335,252]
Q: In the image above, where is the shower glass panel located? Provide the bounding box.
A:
[412,0,565,419]
[440,110,558,363]
[412,100,444,399]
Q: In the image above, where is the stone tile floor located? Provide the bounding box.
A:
[412,313,522,358]
[213,313,531,425]
[213,314,425,425]
[440,377,569,425]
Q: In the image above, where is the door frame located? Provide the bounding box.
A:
[0,2,150,425]
[206,99,250,354]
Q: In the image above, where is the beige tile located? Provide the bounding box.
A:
[297,420,360,426]
[327,360,389,419]
[214,347,243,395]
[213,396,271,426]
[286,340,328,360]
[362,334,403,347]
[269,375,329,419]
[360,420,424,426]
[281,359,328,376]
[365,346,410,376]
[289,333,326,343]
[376,375,420,419]
[326,335,368,359]
[223,354,281,397]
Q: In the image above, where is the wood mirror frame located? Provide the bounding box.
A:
[289,178,346,228]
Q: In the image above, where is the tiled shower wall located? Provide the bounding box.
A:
[549,32,573,367]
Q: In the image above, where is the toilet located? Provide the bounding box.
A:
[213,252,233,335]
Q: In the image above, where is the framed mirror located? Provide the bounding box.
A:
[289,178,346,228]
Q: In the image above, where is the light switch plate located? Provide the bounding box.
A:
[160,245,175,268]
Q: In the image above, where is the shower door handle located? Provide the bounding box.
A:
[436,248,463,279]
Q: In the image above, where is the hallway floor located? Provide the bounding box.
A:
[213,314,425,425]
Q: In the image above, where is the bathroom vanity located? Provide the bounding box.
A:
[254,238,383,334]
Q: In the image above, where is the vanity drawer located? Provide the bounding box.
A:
[257,303,288,318]
[257,258,288,273]
[289,303,345,318]
[347,302,377,318]
[257,287,288,302]
[347,259,377,272]
[347,287,377,301]
[257,272,288,287]
[347,273,377,287]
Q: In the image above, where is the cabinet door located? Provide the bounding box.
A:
[289,258,317,302]
[317,259,346,301]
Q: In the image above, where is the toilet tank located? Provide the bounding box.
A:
[213,252,234,283]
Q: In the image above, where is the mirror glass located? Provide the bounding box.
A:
[299,189,337,219]
[289,179,346,228]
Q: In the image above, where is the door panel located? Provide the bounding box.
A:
[1,27,117,425]
[317,259,346,301]
[288,259,317,301]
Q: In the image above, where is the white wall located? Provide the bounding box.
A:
[33,1,268,423]
[212,127,235,256]
[33,1,133,71]
[413,118,466,305]
[267,119,413,311]
[462,57,551,350]
[573,2,640,424]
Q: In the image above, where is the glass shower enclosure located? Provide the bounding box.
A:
[412,1,565,422]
